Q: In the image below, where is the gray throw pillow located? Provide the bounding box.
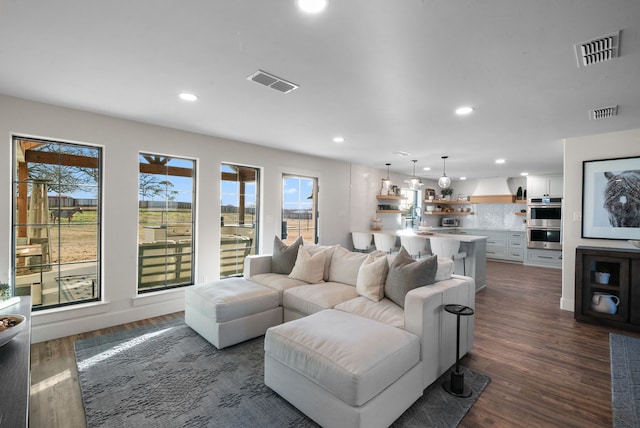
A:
[384,247,437,308]
[272,235,303,274]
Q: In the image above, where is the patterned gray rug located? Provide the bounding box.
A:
[75,318,489,427]
[610,333,640,428]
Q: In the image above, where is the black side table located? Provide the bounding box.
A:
[443,303,475,398]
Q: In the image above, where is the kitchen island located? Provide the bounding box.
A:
[396,229,487,291]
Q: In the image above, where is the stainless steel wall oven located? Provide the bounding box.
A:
[527,197,562,250]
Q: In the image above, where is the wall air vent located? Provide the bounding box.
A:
[589,105,618,120]
[575,31,620,68]
[247,70,299,94]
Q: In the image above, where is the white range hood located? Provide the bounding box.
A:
[470,178,515,203]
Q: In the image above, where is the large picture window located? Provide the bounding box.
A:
[282,174,318,244]
[138,154,195,292]
[220,164,259,278]
[12,136,102,310]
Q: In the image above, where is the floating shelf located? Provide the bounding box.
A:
[376,209,404,214]
[515,212,526,217]
[423,212,473,216]
[377,195,406,201]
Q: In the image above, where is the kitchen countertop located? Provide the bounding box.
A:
[396,229,488,242]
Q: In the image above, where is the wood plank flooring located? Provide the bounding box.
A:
[29,261,636,427]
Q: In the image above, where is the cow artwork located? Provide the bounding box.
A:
[603,170,640,228]
[50,207,83,224]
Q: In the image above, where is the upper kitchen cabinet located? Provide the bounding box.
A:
[527,175,563,198]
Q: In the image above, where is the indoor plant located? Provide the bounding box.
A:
[440,188,454,200]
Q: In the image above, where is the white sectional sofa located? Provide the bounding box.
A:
[185,237,475,427]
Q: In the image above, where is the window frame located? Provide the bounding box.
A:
[11,135,103,310]
[137,152,196,293]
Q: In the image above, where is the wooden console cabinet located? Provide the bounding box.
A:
[575,246,640,332]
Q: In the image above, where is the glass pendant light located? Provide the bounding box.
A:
[409,160,424,190]
[381,163,392,194]
[438,156,451,189]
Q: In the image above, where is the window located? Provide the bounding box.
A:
[138,154,195,292]
[12,136,101,310]
[220,164,259,278]
[282,174,318,244]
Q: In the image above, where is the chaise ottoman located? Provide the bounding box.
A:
[264,309,423,428]
[185,278,282,349]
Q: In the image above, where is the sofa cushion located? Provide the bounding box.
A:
[185,278,279,323]
[288,246,327,284]
[328,246,369,286]
[334,296,404,328]
[283,282,359,316]
[249,273,307,304]
[384,247,437,308]
[264,309,420,407]
[303,243,337,281]
[355,252,389,302]
[272,235,303,274]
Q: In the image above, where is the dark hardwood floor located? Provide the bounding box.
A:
[29,261,635,427]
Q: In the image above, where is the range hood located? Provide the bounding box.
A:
[470,178,515,203]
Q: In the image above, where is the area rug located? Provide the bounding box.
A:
[57,274,96,302]
[75,318,490,428]
[610,333,640,428]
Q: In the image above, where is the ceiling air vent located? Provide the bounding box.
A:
[589,105,618,120]
[247,70,299,94]
[575,31,620,68]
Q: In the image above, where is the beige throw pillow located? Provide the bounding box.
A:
[356,253,389,302]
[288,246,327,283]
[304,243,337,281]
[328,246,369,286]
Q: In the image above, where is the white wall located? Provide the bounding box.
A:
[0,94,352,341]
[561,128,640,311]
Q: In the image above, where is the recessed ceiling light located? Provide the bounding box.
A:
[333,136,345,143]
[179,92,198,102]
[495,158,506,164]
[455,106,474,115]
[520,172,529,176]
[422,167,431,171]
[460,177,467,180]
[296,0,327,13]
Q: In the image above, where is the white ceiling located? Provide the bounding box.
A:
[1,1,639,180]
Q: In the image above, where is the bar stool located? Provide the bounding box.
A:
[429,237,467,275]
[351,232,373,253]
[373,233,398,254]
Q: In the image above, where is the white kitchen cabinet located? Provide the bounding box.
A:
[457,229,521,262]
[527,175,563,198]
[525,248,562,269]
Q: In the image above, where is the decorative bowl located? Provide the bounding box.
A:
[629,240,640,249]
[0,314,26,347]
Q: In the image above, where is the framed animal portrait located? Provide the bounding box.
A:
[582,155,640,240]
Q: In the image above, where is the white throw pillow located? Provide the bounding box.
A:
[435,257,455,281]
[328,246,369,286]
[304,243,337,281]
[288,246,327,283]
[356,253,389,302]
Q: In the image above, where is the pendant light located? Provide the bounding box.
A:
[438,156,451,189]
[381,163,392,194]
[408,160,424,190]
